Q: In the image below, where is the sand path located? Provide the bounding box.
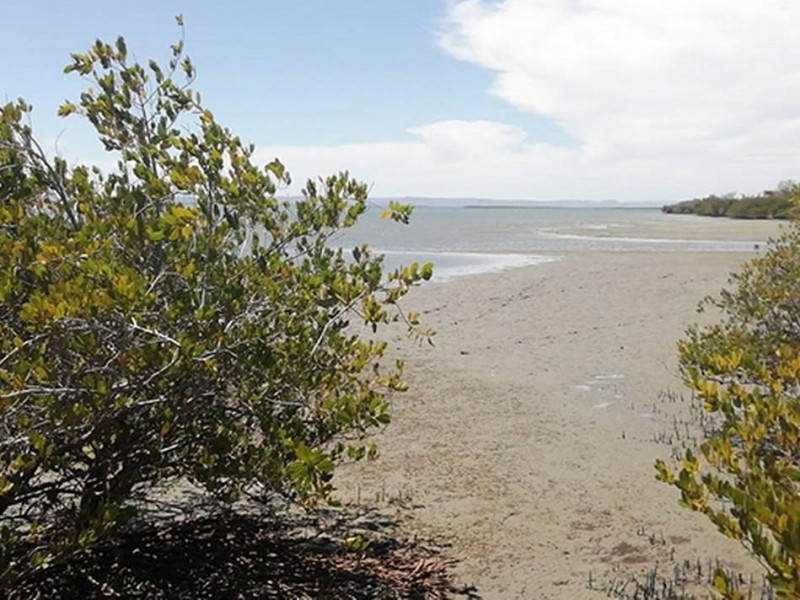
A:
[336,218,784,598]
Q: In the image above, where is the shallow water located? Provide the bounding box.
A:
[333,206,764,280]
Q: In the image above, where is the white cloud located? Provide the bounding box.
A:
[254,121,586,200]
[256,1,800,201]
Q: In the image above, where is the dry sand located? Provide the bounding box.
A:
[335,217,786,599]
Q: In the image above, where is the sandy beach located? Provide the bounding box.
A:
[335,217,785,598]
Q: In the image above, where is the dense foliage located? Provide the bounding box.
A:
[0,24,430,585]
[656,219,800,597]
[662,181,799,219]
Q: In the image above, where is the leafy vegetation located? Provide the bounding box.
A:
[662,181,799,219]
[656,218,800,597]
[0,21,431,586]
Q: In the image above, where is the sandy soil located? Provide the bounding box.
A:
[556,212,785,242]
[335,218,786,598]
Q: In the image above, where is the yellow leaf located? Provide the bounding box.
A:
[171,205,196,221]
[713,570,729,593]
[57,101,77,117]
[0,476,13,494]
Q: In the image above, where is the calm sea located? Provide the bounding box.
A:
[333,206,760,281]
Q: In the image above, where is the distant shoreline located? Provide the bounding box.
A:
[662,188,797,219]
[462,204,659,210]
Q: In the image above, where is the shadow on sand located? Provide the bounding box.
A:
[9,507,468,599]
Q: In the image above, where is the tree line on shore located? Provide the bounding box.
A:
[662,181,799,219]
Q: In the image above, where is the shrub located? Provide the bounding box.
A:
[656,220,800,596]
[726,195,796,219]
[0,22,431,584]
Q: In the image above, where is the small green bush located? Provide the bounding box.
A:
[657,221,800,596]
[0,22,430,585]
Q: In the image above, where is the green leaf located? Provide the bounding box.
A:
[115,36,127,60]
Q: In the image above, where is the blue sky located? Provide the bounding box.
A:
[3,1,800,201]
[3,2,567,145]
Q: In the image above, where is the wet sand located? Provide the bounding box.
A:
[335,217,785,598]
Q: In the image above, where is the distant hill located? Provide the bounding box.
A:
[662,184,799,219]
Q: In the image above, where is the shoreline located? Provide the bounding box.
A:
[375,216,786,284]
[336,219,784,598]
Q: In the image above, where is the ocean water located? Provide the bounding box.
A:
[332,206,761,281]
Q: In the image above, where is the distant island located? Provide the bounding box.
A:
[662,180,798,219]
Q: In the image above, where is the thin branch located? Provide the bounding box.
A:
[24,130,79,231]
[130,319,182,348]
[0,386,87,400]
